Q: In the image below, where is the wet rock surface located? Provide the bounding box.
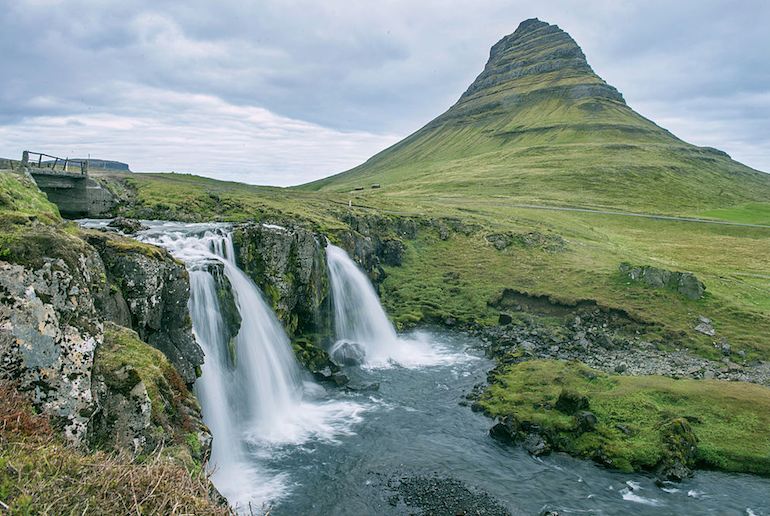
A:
[107,217,148,235]
[233,223,329,339]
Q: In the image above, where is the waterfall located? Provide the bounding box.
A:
[326,244,399,365]
[326,243,452,368]
[140,224,363,512]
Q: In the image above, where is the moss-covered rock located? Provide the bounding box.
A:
[233,222,330,342]
[90,323,210,463]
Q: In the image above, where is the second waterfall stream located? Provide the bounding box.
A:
[326,243,454,368]
[140,223,364,511]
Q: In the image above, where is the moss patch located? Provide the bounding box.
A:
[478,359,770,475]
[94,324,198,456]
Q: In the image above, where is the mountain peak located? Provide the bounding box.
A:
[455,19,623,111]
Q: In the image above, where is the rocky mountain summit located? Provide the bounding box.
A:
[453,18,624,118]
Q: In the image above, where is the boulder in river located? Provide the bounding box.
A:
[330,340,367,366]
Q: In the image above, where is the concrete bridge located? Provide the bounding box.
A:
[22,151,115,218]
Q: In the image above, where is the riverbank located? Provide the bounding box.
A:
[466,311,770,480]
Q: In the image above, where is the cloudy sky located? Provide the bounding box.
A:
[1,0,768,185]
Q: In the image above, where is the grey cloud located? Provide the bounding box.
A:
[0,0,768,183]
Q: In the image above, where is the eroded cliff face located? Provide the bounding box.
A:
[233,223,330,339]
[85,231,204,384]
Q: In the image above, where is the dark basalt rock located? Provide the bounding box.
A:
[107,217,147,235]
[204,261,241,366]
[489,415,520,442]
[233,223,329,340]
[575,410,598,433]
[329,340,367,366]
[85,232,203,384]
[522,432,550,456]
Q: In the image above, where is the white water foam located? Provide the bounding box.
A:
[620,481,662,507]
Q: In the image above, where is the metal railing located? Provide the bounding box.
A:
[22,151,88,175]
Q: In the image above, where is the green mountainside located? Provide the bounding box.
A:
[300,19,770,214]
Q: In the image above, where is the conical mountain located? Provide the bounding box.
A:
[301,19,770,213]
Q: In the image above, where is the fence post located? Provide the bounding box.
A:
[22,151,29,167]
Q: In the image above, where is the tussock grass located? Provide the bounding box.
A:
[0,383,228,515]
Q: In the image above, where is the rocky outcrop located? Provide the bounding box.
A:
[90,323,211,461]
[233,223,329,339]
[658,418,698,481]
[435,18,625,128]
[107,217,147,235]
[619,262,706,300]
[486,231,566,252]
[0,224,208,453]
[84,231,203,384]
[206,262,241,367]
[334,213,419,284]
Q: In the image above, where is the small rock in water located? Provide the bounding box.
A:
[107,217,148,234]
[330,340,367,366]
[523,433,550,456]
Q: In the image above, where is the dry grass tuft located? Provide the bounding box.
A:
[0,382,231,515]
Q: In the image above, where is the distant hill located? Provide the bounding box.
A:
[39,159,131,172]
[300,18,770,213]
[85,159,131,172]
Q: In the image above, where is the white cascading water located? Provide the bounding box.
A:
[140,223,363,512]
[326,243,453,368]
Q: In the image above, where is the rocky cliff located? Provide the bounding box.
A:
[84,231,203,384]
[0,173,209,461]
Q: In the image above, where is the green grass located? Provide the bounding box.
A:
[478,359,770,475]
[97,171,351,230]
[380,203,770,359]
[103,170,770,362]
[0,170,60,224]
[697,202,770,225]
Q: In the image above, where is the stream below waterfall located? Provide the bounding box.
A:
[81,220,770,515]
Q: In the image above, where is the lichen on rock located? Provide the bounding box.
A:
[0,243,106,445]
